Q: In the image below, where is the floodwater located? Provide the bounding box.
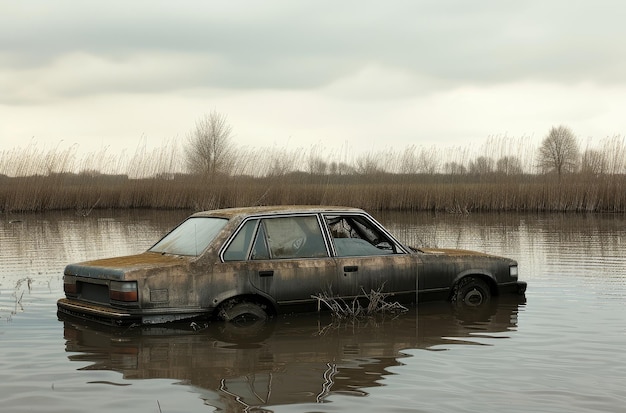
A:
[1,210,625,413]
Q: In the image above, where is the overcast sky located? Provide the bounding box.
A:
[2,0,625,158]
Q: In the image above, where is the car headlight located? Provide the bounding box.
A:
[509,265,518,279]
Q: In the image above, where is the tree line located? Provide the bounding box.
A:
[2,113,626,213]
[183,112,624,179]
[1,111,624,180]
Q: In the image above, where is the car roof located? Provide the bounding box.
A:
[190,205,365,219]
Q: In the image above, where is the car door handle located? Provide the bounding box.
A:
[259,270,274,277]
[343,265,358,273]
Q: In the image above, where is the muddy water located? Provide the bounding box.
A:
[1,210,625,412]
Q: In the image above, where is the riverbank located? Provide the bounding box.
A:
[1,172,624,213]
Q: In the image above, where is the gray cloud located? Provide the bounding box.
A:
[2,0,625,103]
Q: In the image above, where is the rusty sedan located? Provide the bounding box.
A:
[57,206,526,325]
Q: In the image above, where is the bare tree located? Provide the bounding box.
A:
[355,153,383,175]
[400,145,441,174]
[537,126,580,176]
[329,161,354,175]
[469,156,494,176]
[443,161,467,175]
[417,146,440,174]
[496,156,523,175]
[185,111,234,176]
[308,157,328,175]
[307,145,328,175]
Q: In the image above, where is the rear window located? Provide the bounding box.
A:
[149,217,227,256]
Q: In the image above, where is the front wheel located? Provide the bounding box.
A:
[452,277,491,307]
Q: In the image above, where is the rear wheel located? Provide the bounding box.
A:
[218,299,269,325]
[453,277,491,307]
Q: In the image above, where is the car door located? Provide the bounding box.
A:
[222,215,337,305]
[324,214,418,301]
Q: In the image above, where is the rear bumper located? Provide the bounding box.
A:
[57,298,209,326]
[57,298,139,326]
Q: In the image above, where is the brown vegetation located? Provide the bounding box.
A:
[1,135,625,213]
[1,167,624,214]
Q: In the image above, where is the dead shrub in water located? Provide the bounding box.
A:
[311,285,408,320]
[3,277,33,322]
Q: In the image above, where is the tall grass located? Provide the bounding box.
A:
[1,136,625,213]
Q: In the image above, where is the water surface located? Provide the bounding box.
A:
[1,210,625,412]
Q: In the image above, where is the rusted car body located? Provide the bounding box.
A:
[57,206,526,325]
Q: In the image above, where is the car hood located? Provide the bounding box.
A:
[64,252,190,280]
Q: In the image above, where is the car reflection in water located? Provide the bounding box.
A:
[62,296,525,411]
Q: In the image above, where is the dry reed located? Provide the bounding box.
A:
[1,136,625,213]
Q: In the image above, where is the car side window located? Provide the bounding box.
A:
[261,216,328,259]
[223,219,258,261]
[251,223,270,260]
[325,215,397,257]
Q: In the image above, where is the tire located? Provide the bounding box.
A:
[452,277,491,308]
[218,300,269,325]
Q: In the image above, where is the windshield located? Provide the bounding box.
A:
[149,217,228,256]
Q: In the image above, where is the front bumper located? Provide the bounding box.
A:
[497,281,527,295]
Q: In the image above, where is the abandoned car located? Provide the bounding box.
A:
[57,206,526,325]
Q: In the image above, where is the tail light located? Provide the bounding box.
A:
[63,275,77,295]
[110,281,138,302]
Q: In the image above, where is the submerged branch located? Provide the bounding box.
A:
[312,285,408,319]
